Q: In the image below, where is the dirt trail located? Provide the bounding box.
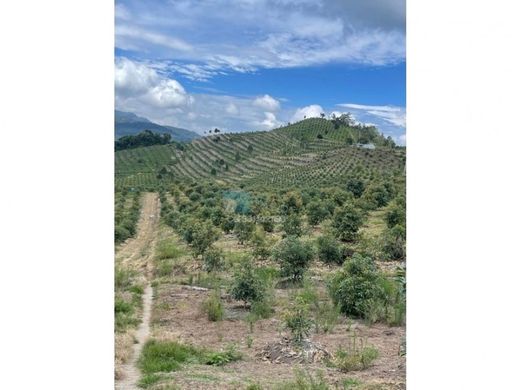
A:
[116,192,160,390]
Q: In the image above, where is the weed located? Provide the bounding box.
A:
[331,334,379,372]
[275,369,329,390]
[204,344,242,366]
[201,290,224,321]
[246,335,253,348]
[137,373,163,388]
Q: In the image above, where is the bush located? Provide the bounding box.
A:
[332,336,379,372]
[281,191,303,215]
[285,298,313,344]
[221,215,235,233]
[381,224,406,260]
[385,201,405,228]
[229,258,265,306]
[234,220,255,244]
[346,178,365,198]
[316,235,343,264]
[331,204,363,242]
[115,225,131,243]
[250,227,270,259]
[202,247,225,272]
[328,254,383,317]
[306,202,329,226]
[202,290,224,321]
[190,222,220,255]
[283,213,303,237]
[273,237,314,282]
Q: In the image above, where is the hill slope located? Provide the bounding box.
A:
[115,118,405,189]
[115,110,200,142]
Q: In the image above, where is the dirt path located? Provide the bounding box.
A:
[116,192,160,390]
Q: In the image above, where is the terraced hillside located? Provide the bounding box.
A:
[115,118,405,189]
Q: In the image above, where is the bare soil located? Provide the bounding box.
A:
[115,193,160,390]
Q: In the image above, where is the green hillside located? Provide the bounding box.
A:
[115,118,404,190]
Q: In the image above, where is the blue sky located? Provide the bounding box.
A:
[115,0,406,144]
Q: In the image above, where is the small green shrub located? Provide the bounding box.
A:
[202,247,225,272]
[332,204,363,242]
[229,258,265,306]
[204,344,242,366]
[332,336,379,372]
[316,235,343,264]
[284,298,313,344]
[273,236,314,283]
[282,214,303,237]
[202,290,224,321]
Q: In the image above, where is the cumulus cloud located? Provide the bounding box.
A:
[291,105,324,122]
[115,58,192,110]
[253,95,280,112]
[260,112,282,129]
[115,58,288,132]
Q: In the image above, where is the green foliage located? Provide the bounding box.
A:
[202,290,224,321]
[306,201,329,226]
[275,369,330,390]
[250,227,270,259]
[381,224,406,261]
[328,254,405,324]
[316,234,343,264]
[115,130,173,151]
[385,199,405,228]
[283,213,303,237]
[346,178,365,198]
[234,219,255,244]
[202,247,225,272]
[285,298,313,344]
[156,241,183,260]
[273,237,314,282]
[205,344,242,366]
[332,204,363,242]
[332,335,379,372]
[328,254,383,318]
[229,258,265,306]
[187,222,220,255]
[282,191,303,214]
[138,340,241,374]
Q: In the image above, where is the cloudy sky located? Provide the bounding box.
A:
[115,0,406,144]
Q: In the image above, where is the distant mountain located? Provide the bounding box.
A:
[115,110,200,143]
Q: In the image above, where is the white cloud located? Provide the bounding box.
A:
[225,103,239,115]
[253,95,280,112]
[338,103,406,128]
[115,58,192,116]
[260,112,282,129]
[115,0,405,77]
[291,105,324,122]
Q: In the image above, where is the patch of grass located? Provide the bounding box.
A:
[137,373,163,388]
[139,340,205,373]
[341,378,361,389]
[275,369,330,390]
[156,240,184,260]
[201,290,224,321]
[331,334,379,372]
[138,340,242,374]
[204,344,242,366]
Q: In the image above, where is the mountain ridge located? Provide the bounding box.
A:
[115,110,200,143]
